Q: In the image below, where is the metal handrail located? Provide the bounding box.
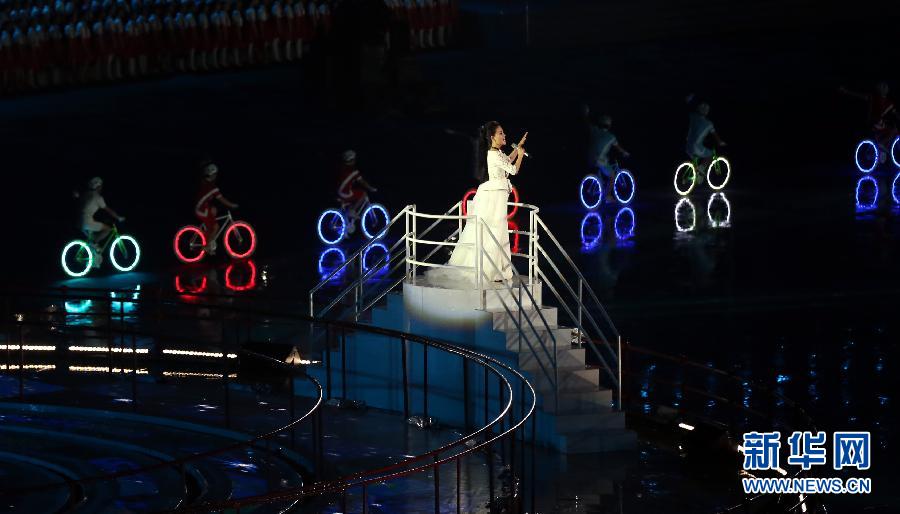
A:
[311,197,625,417]
[532,214,622,402]
[1,287,538,513]
[0,316,323,496]
[476,220,559,407]
[535,215,620,336]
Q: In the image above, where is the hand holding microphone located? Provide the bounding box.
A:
[511,143,531,158]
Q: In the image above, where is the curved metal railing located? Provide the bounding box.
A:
[1,287,537,513]
[0,289,323,504]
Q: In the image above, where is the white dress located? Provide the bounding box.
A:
[427,149,518,286]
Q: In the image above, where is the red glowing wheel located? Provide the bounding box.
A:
[174,226,207,263]
[461,188,477,216]
[224,221,257,259]
[461,186,520,219]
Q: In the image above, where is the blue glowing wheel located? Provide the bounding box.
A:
[614,207,635,239]
[892,136,899,168]
[674,197,697,233]
[362,203,390,239]
[580,212,602,249]
[614,170,636,204]
[674,162,697,196]
[579,174,602,209]
[855,140,879,173]
[317,209,347,245]
[892,172,900,205]
[855,175,879,210]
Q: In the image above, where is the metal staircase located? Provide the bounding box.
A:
[309,200,633,452]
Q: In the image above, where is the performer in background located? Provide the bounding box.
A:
[430,121,527,285]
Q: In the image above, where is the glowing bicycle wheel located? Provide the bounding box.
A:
[361,203,390,239]
[109,235,141,272]
[674,197,697,233]
[892,136,899,168]
[224,221,257,259]
[706,157,731,190]
[579,174,602,209]
[174,226,207,263]
[317,209,347,245]
[674,162,697,196]
[61,240,93,277]
[855,140,879,173]
[580,212,602,249]
[614,170,636,204]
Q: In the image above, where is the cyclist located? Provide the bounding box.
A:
[78,177,125,267]
[840,82,897,163]
[337,150,377,234]
[685,99,727,178]
[588,114,631,201]
[196,162,239,256]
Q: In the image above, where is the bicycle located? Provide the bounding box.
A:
[173,210,257,263]
[855,136,900,173]
[579,162,635,209]
[316,196,390,245]
[674,149,731,196]
[61,224,141,277]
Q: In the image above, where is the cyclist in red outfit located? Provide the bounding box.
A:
[840,82,898,163]
[337,150,377,234]
[196,162,239,256]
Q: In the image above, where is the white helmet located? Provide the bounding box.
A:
[342,150,356,163]
[88,176,103,190]
[203,163,218,177]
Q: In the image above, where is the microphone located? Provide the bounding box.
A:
[511,143,531,158]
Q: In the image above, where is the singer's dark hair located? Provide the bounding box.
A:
[475,121,501,182]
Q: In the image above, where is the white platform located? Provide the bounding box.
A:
[394,276,635,453]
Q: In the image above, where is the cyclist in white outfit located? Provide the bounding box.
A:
[79,177,125,265]
[685,101,726,176]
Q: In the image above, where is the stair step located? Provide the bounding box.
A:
[554,410,626,433]
[503,326,572,353]
[532,367,599,394]
[482,281,543,311]
[519,346,586,372]
[541,388,613,414]
[489,306,558,330]
[561,428,638,454]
